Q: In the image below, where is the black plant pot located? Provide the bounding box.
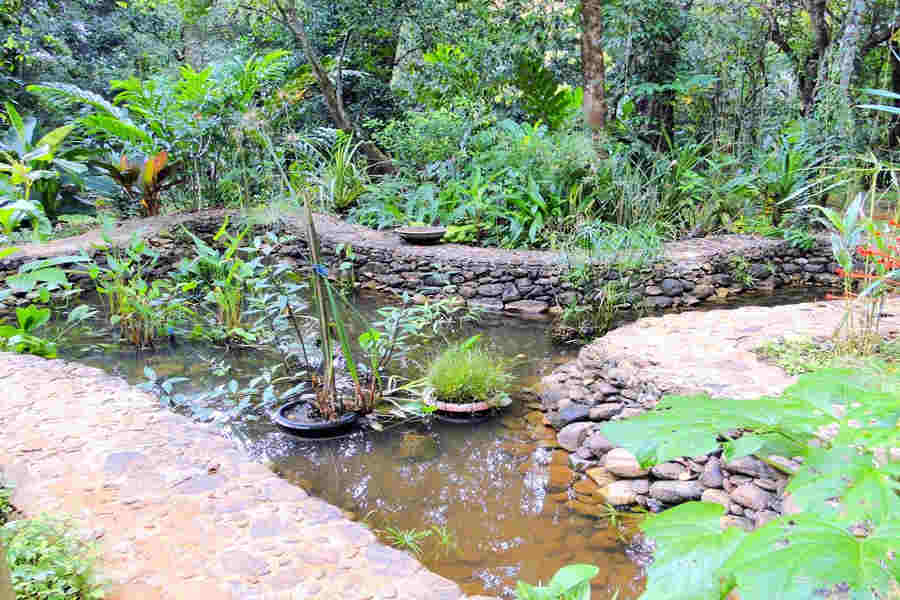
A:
[273,401,360,439]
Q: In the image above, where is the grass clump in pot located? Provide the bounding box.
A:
[425,335,513,406]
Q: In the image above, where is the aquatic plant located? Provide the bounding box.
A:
[425,335,512,405]
[382,526,432,556]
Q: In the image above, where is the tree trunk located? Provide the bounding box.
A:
[836,0,870,92]
[0,538,14,600]
[581,0,607,132]
[271,0,394,174]
[889,41,900,148]
[801,0,830,114]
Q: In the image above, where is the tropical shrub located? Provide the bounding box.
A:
[515,563,599,600]
[2,515,104,600]
[600,368,900,600]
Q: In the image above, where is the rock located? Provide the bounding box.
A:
[505,300,549,314]
[701,488,731,509]
[724,455,778,479]
[729,484,773,511]
[754,478,780,492]
[547,465,576,492]
[557,422,594,452]
[650,462,688,480]
[630,479,650,495]
[573,478,600,497]
[692,284,714,299]
[568,455,599,472]
[660,278,684,296]
[591,381,619,396]
[589,403,623,421]
[585,433,616,456]
[766,455,801,475]
[754,510,779,528]
[585,467,616,488]
[566,499,607,518]
[645,285,664,296]
[699,457,725,488]
[598,481,636,505]
[604,448,649,478]
[558,291,577,306]
[502,283,520,302]
[720,515,754,532]
[649,481,704,503]
[477,283,504,297]
[549,403,591,428]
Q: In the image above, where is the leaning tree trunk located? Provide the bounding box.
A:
[272,0,394,174]
[581,0,607,133]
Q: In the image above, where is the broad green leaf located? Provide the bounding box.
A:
[34,124,75,153]
[15,305,50,332]
[723,514,899,600]
[548,564,599,600]
[0,247,19,259]
[639,502,746,600]
[7,267,68,292]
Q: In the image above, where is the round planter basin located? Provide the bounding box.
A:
[273,400,359,439]
[426,399,496,424]
[396,226,447,245]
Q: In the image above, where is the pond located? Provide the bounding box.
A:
[47,285,829,598]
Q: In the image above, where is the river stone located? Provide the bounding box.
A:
[645,285,664,296]
[589,403,623,421]
[585,467,616,488]
[649,481,704,503]
[724,455,778,479]
[720,515,754,532]
[592,381,619,396]
[573,478,600,497]
[599,481,636,505]
[630,479,650,495]
[549,403,591,428]
[701,488,731,509]
[477,283,504,297]
[754,510,779,528]
[557,422,594,452]
[650,462,688,480]
[566,499,606,518]
[604,448,649,478]
[504,300,549,314]
[692,284,714,299]
[660,278,684,296]
[585,433,615,456]
[699,457,724,488]
[730,484,773,511]
[547,465,576,492]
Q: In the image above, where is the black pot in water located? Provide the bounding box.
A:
[273,400,360,439]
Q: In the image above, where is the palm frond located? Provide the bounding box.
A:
[26,82,124,118]
[80,114,152,146]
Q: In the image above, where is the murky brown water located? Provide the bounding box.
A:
[51,286,831,597]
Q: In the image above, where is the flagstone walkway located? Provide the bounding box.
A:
[0,352,466,600]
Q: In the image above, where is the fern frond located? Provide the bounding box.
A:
[26,82,123,118]
[80,114,152,146]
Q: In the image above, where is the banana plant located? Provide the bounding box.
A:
[0,102,91,220]
[91,151,182,217]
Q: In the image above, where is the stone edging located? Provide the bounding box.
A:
[1,210,838,315]
[535,299,900,529]
[0,352,465,600]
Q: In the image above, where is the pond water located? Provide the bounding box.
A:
[48,285,830,598]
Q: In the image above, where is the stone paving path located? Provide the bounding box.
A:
[0,353,464,600]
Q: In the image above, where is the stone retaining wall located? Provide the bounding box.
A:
[536,300,900,528]
[1,210,839,315]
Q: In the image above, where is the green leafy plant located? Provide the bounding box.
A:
[728,255,755,288]
[2,515,104,600]
[382,526,432,556]
[90,151,180,217]
[425,335,512,406]
[599,368,900,600]
[515,564,599,600]
[755,336,835,374]
[512,56,582,131]
[0,102,90,221]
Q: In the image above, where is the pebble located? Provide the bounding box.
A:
[649,481,704,503]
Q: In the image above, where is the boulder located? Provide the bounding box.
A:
[649,481,705,504]
[729,484,773,511]
[557,422,594,452]
[598,481,637,506]
[604,448,649,478]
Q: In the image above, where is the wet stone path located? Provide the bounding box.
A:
[0,353,466,600]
